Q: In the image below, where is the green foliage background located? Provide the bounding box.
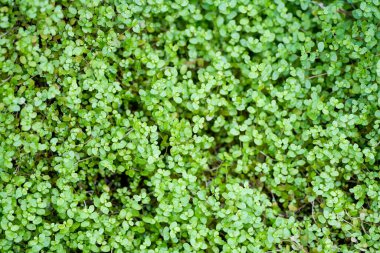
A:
[1,0,380,252]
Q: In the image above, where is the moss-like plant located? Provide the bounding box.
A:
[1,0,380,252]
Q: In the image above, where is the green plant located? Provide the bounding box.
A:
[1,0,380,252]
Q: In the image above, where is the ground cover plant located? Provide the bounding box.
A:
[1,0,380,252]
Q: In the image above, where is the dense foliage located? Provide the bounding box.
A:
[1,0,380,252]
